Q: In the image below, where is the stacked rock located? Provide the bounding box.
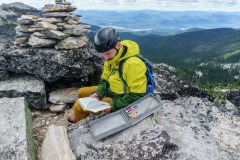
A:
[14,0,91,50]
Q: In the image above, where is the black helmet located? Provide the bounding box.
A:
[94,27,119,53]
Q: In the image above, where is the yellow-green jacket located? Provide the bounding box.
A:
[95,40,147,112]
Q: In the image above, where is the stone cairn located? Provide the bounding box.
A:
[14,0,91,50]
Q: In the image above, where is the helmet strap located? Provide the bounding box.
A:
[114,41,121,53]
[114,47,119,52]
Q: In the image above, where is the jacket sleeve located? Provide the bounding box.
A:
[94,62,110,100]
[110,92,145,112]
[110,57,147,112]
[94,78,109,100]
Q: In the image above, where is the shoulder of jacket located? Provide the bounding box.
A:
[121,56,145,71]
[124,56,144,64]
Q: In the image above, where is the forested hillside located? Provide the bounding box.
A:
[135,28,240,86]
[137,28,240,65]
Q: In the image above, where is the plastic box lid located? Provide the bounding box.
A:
[90,94,163,140]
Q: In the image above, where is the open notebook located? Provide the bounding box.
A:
[77,97,110,113]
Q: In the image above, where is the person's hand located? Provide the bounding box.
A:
[104,102,111,113]
[90,93,100,100]
[104,107,111,113]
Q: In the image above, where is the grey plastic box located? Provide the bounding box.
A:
[90,94,163,140]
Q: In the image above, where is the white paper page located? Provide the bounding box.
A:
[78,97,98,109]
[78,97,109,112]
[87,101,110,113]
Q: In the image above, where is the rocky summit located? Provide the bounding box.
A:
[0,1,239,160]
[0,1,104,84]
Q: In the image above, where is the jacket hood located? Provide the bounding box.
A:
[105,40,140,65]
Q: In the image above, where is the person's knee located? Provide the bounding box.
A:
[73,101,90,122]
[77,86,97,98]
[73,101,81,112]
[77,88,84,98]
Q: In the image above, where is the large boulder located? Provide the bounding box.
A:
[0,75,47,109]
[156,97,240,159]
[153,64,214,101]
[227,90,240,115]
[67,113,179,159]
[0,97,37,160]
[1,42,103,82]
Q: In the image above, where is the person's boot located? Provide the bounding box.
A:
[67,115,75,123]
[64,109,75,123]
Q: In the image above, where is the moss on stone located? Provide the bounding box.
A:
[24,100,37,160]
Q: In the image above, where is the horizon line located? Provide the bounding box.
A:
[72,9,240,13]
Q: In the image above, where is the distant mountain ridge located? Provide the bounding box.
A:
[76,10,240,35]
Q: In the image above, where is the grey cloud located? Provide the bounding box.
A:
[103,0,120,2]
[227,0,237,5]
[128,0,137,2]
[205,0,239,5]
[205,0,229,2]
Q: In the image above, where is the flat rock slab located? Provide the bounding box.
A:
[48,87,78,104]
[0,97,37,160]
[68,114,179,159]
[156,97,240,159]
[28,35,57,47]
[55,36,88,49]
[41,4,77,13]
[0,75,47,109]
[49,104,67,113]
[42,12,71,18]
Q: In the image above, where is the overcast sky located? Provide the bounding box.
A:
[1,0,240,12]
